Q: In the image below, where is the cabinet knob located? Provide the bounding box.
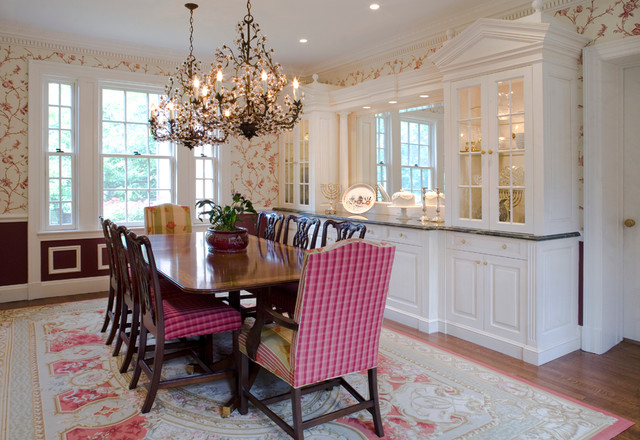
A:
[476,260,481,264]
[488,149,494,155]
[502,244,507,249]
[483,261,488,265]
[461,239,466,244]
[399,233,405,238]
[624,218,636,228]
[481,150,486,155]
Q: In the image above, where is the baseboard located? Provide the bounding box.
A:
[0,284,29,303]
[384,306,439,334]
[523,337,582,365]
[27,276,109,300]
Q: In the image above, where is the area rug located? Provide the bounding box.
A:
[0,299,632,440]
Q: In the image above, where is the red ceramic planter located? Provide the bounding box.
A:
[205,227,250,253]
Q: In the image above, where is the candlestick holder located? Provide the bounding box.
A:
[432,187,444,223]
[320,184,342,215]
[420,187,430,223]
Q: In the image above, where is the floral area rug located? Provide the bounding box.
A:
[0,299,632,440]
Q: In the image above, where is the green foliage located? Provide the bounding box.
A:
[196,193,257,231]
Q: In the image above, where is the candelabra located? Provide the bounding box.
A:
[420,187,430,223]
[320,184,342,215]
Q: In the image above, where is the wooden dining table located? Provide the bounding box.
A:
[146,231,305,415]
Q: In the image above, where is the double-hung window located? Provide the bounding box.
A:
[100,87,173,223]
[45,81,75,229]
[375,105,440,201]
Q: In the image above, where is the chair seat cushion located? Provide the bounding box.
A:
[239,322,294,385]
[163,295,241,340]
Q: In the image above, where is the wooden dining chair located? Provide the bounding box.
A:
[238,239,396,440]
[270,215,320,315]
[126,230,242,413]
[256,211,284,242]
[320,219,367,247]
[144,203,192,234]
[99,217,121,345]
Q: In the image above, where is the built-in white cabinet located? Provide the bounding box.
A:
[445,231,580,365]
[434,16,588,236]
[280,119,311,209]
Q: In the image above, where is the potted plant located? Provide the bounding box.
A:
[196,192,257,253]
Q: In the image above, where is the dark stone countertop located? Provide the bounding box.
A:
[274,207,581,242]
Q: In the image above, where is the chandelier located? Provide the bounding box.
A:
[203,0,303,140]
[149,3,228,149]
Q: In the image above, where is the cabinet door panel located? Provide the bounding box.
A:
[386,243,422,315]
[485,255,526,341]
[447,250,483,329]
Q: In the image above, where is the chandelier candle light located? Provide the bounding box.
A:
[149,4,228,149]
[206,0,303,140]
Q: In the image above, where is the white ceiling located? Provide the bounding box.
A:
[0,0,531,75]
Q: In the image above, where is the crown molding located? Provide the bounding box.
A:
[309,0,587,80]
[0,21,186,67]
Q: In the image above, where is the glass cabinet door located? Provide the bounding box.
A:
[456,84,484,222]
[494,76,526,227]
[281,118,310,208]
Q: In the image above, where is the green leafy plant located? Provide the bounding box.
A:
[196,192,257,231]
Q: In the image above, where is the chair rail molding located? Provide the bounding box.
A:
[582,35,640,354]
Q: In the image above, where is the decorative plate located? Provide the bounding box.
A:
[342,183,376,214]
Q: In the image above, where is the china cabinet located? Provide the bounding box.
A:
[433,15,588,236]
[278,77,340,211]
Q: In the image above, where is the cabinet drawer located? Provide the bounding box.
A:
[363,224,386,241]
[447,232,526,259]
[386,226,423,244]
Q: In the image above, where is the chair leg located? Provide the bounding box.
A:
[141,335,165,413]
[104,287,122,345]
[367,368,384,438]
[119,301,139,373]
[100,284,115,333]
[112,300,129,357]
[291,387,304,440]
[239,352,249,415]
[129,324,147,390]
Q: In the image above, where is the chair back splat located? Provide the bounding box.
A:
[99,217,120,342]
[257,211,284,242]
[320,219,367,247]
[282,215,320,250]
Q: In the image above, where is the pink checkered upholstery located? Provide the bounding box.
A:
[240,239,395,388]
[163,294,241,340]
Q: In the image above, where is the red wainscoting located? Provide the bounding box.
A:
[41,238,109,282]
[0,222,28,286]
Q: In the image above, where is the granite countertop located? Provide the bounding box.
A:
[274,207,581,242]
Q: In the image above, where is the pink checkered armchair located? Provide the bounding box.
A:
[238,239,396,439]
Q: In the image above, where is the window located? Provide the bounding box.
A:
[46,81,75,229]
[400,119,433,200]
[193,143,219,216]
[375,104,440,202]
[101,87,173,223]
[29,61,221,233]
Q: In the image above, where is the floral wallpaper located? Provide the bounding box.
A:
[323,0,639,87]
[0,44,279,215]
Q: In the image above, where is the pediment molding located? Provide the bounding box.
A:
[432,16,589,80]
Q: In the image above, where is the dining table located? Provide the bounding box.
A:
[146,231,305,416]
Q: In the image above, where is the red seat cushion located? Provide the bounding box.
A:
[163,294,241,340]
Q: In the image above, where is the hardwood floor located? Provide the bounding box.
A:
[384,320,640,439]
[2,293,637,438]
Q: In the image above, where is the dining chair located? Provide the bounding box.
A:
[144,203,192,234]
[320,219,367,247]
[126,230,242,413]
[99,217,121,345]
[270,215,320,315]
[238,239,396,439]
[256,211,284,242]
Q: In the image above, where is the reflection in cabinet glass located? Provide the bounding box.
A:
[496,78,525,225]
[299,119,309,206]
[457,85,482,221]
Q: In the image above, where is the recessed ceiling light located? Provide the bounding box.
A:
[362,106,372,109]
[369,3,380,10]
[419,94,430,98]
[299,38,308,43]
[388,100,398,104]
